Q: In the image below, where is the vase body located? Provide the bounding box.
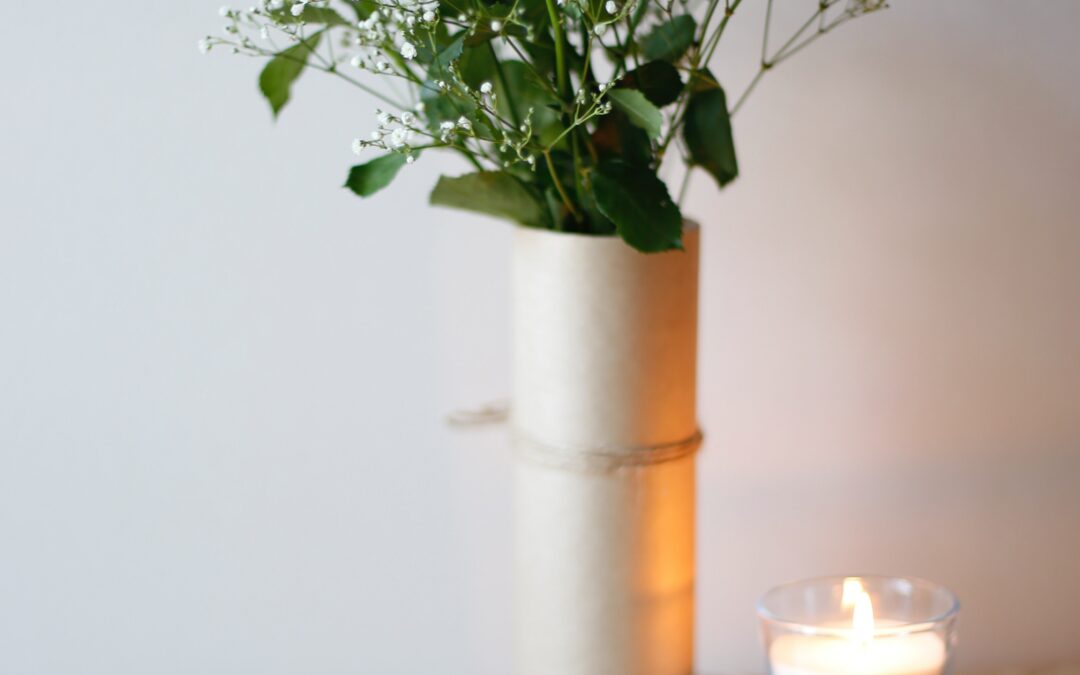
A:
[512,225,699,675]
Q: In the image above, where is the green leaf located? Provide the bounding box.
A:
[416,30,464,75]
[342,0,377,19]
[343,154,407,197]
[592,111,652,167]
[621,61,683,107]
[430,172,547,227]
[607,88,663,140]
[592,160,683,253]
[641,15,696,63]
[270,3,350,25]
[458,44,497,90]
[683,72,738,188]
[258,32,322,118]
[496,60,562,145]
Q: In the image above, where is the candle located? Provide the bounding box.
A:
[759,577,958,675]
[770,631,946,675]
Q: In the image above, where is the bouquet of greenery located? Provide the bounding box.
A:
[202,0,885,252]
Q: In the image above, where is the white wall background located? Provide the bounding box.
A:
[2,1,1078,673]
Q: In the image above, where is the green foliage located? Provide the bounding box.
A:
[683,71,738,188]
[607,89,663,140]
[344,154,408,197]
[269,4,349,25]
[592,160,683,253]
[209,0,886,251]
[341,0,376,19]
[621,61,683,108]
[641,15,697,63]
[592,112,652,167]
[430,172,548,228]
[257,32,322,118]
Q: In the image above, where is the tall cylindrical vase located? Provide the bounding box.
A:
[513,224,700,675]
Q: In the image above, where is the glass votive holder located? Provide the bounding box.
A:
[757,576,959,675]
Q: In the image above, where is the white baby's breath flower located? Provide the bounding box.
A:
[375,60,390,72]
[406,155,416,164]
[594,23,607,36]
[352,138,364,154]
[290,2,305,16]
[390,127,410,147]
[422,10,436,22]
[605,0,617,12]
[414,101,426,113]
[457,116,472,131]
[439,120,455,131]
[259,25,269,39]
[219,6,232,17]
[490,19,502,31]
[350,55,364,68]
[400,41,417,60]
[376,109,391,125]
[480,81,493,94]
[370,130,382,140]
[198,38,212,54]
[401,111,416,126]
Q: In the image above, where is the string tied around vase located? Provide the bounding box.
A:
[447,401,702,473]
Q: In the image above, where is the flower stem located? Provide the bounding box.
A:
[544,150,581,224]
[544,0,570,98]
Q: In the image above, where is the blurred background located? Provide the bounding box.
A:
[2,1,1078,673]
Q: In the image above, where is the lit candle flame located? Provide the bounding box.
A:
[852,590,875,644]
[841,577,864,609]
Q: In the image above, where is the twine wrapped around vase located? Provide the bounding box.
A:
[513,224,700,675]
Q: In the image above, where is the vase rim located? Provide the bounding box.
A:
[514,219,699,243]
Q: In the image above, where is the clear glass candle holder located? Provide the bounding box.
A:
[757,576,959,675]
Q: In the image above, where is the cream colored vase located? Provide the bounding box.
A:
[512,224,700,675]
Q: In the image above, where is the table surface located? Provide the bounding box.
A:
[971,669,1080,675]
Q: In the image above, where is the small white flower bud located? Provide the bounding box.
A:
[400,41,417,60]
[198,38,212,54]
[422,10,436,22]
[605,0,617,12]
[480,81,493,94]
[490,19,502,31]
